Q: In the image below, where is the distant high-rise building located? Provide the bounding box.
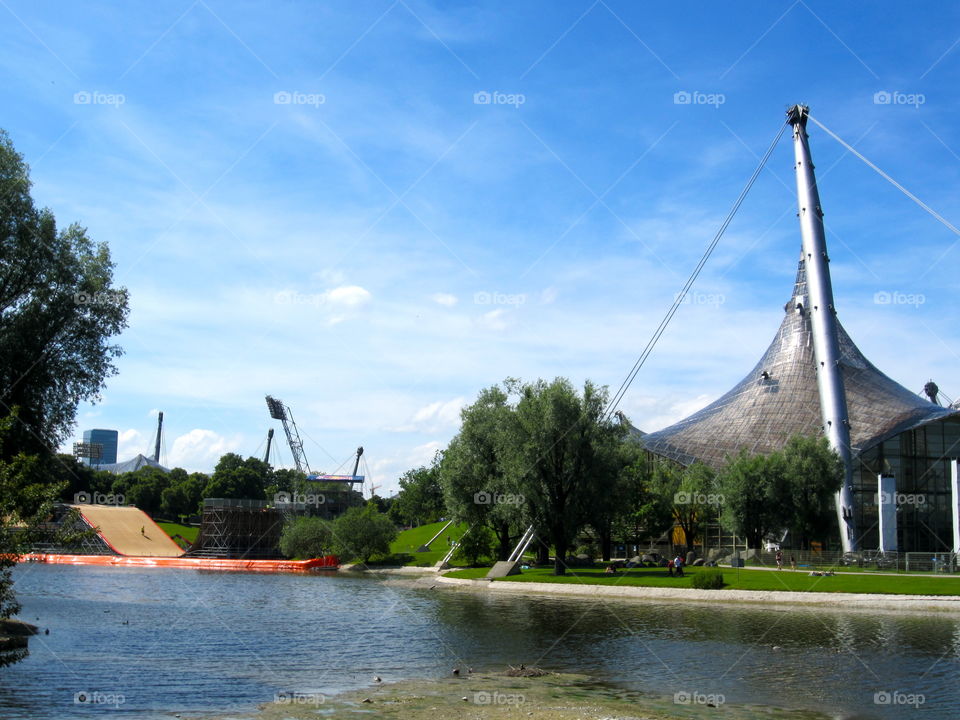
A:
[81,429,118,466]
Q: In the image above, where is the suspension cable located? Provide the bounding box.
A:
[806,113,960,238]
[604,118,790,420]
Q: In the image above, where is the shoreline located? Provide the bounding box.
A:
[343,565,960,613]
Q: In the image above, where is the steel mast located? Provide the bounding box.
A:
[787,105,857,552]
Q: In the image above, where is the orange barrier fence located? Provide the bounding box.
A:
[23,553,338,573]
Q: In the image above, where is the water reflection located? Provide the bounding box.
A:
[0,565,956,719]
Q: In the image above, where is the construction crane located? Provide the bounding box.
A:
[265,395,310,474]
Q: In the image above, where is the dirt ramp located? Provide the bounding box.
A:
[71,505,183,557]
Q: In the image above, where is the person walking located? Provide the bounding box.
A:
[790,554,796,571]
[776,549,783,570]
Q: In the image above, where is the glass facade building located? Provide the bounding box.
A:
[81,428,119,466]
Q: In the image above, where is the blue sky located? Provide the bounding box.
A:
[3,1,958,493]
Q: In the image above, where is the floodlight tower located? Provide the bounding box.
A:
[263,428,274,464]
[265,395,310,474]
[153,411,164,463]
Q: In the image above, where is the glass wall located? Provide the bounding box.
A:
[853,417,960,552]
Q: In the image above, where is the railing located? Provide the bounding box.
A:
[701,548,958,574]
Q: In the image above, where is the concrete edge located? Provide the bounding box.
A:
[433,574,960,613]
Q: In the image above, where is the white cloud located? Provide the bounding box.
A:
[116,429,146,461]
[478,308,509,331]
[431,292,458,306]
[325,285,371,307]
[169,429,243,472]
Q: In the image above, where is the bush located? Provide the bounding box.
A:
[279,516,332,559]
[691,568,724,590]
[331,503,398,564]
[453,526,493,566]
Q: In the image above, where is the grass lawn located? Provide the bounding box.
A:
[156,522,198,545]
[376,520,468,567]
[444,565,960,595]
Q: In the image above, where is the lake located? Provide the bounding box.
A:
[1,564,957,718]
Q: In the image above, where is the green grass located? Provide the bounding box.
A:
[381,520,468,567]
[444,565,960,595]
[157,522,198,545]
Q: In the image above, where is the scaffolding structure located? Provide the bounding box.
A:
[189,498,289,559]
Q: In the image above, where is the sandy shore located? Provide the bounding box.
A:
[236,670,831,720]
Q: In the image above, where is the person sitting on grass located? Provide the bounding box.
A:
[604,564,617,575]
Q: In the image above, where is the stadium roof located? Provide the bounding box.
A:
[97,453,170,474]
[640,258,958,468]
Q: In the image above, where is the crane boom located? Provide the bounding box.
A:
[265,395,310,474]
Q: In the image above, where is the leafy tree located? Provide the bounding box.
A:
[52,454,114,502]
[584,434,643,560]
[109,466,170,516]
[0,130,129,460]
[610,455,669,555]
[508,378,623,575]
[279,516,333,559]
[453,525,493,566]
[781,435,843,549]
[331,502,397,564]
[440,384,524,560]
[652,460,718,551]
[203,454,269,501]
[716,449,788,550]
[160,471,208,518]
[390,453,444,527]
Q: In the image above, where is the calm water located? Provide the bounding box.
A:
[1,564,958,718]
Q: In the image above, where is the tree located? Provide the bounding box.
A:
[0,130,129,460]
[716,449,788,550]
[453,525,493,566]
[390,453,445,527]
[611,455,671,555]
[280,516,333,559]
[160,471,208,518]
[203,454,269,501]
[584,433,643,561]
[652,460,718,551]
[440,384,524,560]
[111,466,169,516]
[781,434,843,549]
[331,502,397,564]
[508,378,623,575]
